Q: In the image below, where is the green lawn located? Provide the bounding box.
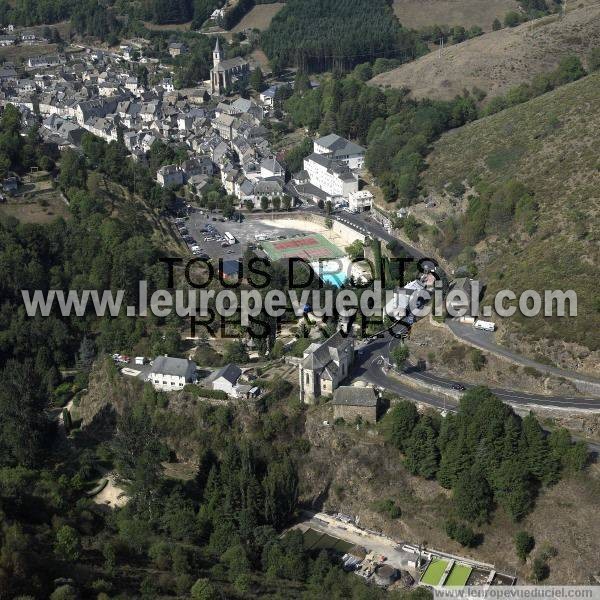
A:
[420,558,449,586]
[300,528,353,553]
[444,564,472,587]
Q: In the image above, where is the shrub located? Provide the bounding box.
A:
[191,578,219,600]
[515,531,535,562]
[588,47,600,72]
[372,498,401,519]
[445,520,478,547]
[184,385,228,400]
[532,557,549,582]
[504,11,521,27]
[470,349,486,371]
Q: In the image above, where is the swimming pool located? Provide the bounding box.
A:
[320,271,348,287]
[312,258,351,288]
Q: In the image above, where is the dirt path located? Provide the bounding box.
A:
[92,472,128,508]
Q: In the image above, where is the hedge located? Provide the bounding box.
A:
[183,385,228,400]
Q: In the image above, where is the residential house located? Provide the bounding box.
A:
[148,356,197,391]
[260,156,284,179]
[448,277,477,315]
[204,363,242,397]
[313,133,365,170]
[180,156,213,181]
[348,190,373,213]
[157,164,184,187]
[213,112,235,140]
[168,42,187,57]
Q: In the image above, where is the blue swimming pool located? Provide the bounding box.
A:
[320,271,348,287]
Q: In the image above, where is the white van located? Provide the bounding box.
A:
[135,356,145,365]
[473,319,495,332]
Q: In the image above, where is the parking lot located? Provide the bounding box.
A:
[179,211,315,261]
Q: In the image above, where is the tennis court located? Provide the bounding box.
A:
[420,558,449,586]
[445,564,472,587]
[261,233,345,262]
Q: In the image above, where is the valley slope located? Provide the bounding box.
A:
[422,71,600,364]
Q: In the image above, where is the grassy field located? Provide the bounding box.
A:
[0,192,70,223]
[393,0,518,31]
[231,3,285,32]
[445,563,472,586]
[422,71,600,355]
[0,173,70,224]
[300,528,352,552]
[370,1,600,100]
[421,558,449,586]
[0,42,59,63]
[142,21,192,31]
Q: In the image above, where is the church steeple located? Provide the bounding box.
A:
[213,38,221,66]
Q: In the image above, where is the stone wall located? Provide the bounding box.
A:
[333,404,377,423]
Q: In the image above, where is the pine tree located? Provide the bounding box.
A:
[384,401,418,451]
[454,465,493,524]
[492,458,534,521]
[404,416,439,479]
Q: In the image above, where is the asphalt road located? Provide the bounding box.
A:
[447,320,600,388]
[351,333,600,453]
[352,331,600,413]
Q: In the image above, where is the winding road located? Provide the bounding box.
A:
[296,203,600,398]
[352,330,600,413]
[350,331,600,453]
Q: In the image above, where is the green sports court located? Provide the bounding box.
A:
[260,233,345,262]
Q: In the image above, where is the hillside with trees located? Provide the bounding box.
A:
[261,0,425,72]
[421,69,600,357]
[302,388,598,584]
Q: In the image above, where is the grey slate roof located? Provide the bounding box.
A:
[151,356,196,377]
[331,386,377,407]
[300,331,353,371]
[205,363,241,385]
[315,133,365,157]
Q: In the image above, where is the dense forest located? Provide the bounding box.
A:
[0,0,74,27]
[261,0,425,72]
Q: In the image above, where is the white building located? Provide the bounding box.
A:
[313,133,365,170]
[260,156,284,179]
[348,190,373,213]
[383,280,426,320]
[303,152,358,200]
[148,356,197,391]
[204,363,242,397]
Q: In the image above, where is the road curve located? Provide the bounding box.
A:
[352,333,600,413]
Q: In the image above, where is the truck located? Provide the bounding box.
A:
[473,319,495,332]
[135,356,146,365]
